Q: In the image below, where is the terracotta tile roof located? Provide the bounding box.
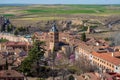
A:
[76,73,99,80]
[6,41,31,46]
[113,52,120,57]
[0,70,24,77]
[102,73,113,79]
[78,41,93,53]
[34,32,47,36]
[92,52,120,65]
[0,53,20,66]
[0,59,12,65]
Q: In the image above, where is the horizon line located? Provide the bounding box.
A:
[0,3,120,5]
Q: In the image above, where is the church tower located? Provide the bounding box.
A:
[49,23,59,51]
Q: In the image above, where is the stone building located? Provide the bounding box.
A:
[49,24,59,51]
[33,23,59,51]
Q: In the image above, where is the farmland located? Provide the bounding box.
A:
[0,4,120,28]
[0,5,120,18]
[0,4,120,42]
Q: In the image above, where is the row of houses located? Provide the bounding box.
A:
[33,24,120,74]
[0,34,31,79]
[74,38,120,74]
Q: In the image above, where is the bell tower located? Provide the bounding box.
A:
[49,23,59,51]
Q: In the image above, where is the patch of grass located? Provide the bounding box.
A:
[58,9,96,14]
[26,8,96,14]
[0,38,9,43]
[80,26,97,32]
[2,14,15,17]
[25,5,120,15]
[80,26,88,31]
[26,9,49,13]
[91,26,98,29]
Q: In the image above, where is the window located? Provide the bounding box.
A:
[112,65,114,68]
[107,63,108,65]
[103,61,105,63]
[109,64,111,67]
[50,33,53,35]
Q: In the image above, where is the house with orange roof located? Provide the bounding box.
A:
[92,51,120,73]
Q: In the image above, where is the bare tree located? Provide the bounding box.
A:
[75,54,98,74]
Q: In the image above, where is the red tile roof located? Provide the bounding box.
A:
[6,41,30,46]
[92,52,120,65]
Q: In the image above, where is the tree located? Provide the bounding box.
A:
[1,24,6,32]
[7,25,10,32]
[0,38,9,43]
[14,28,19,35]
[75,54,98,74]
[69,75,75,80]
[5,58,8,70]
[81,32,86,42]
[18,41,45,76]
[19,58,32,74]
[7,24,13,32]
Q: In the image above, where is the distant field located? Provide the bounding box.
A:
[0,4,120,26]
[0,5,120,18]
[24,5,120,15]
[26,9,96,14]
[13,17,65,21]
[3,14,15,17]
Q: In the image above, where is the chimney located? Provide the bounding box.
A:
[87,26,90,34]
[111,52,114,57]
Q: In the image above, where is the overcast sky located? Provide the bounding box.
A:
[0,0,120,4]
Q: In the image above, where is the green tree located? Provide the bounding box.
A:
[29,41,44,61]
[7,25,11,32]
[14,28,19,35]
[69,75,75,80]
[19,41,45,76]
[19,58,32,74]
[1,25,5,32]
[0,38,9,43]
[7,24,13,32]
[5,58,8,70]
[81,32,86,42]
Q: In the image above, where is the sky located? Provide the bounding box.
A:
[0,0,120,4]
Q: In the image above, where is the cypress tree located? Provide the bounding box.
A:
[81,32,86,42]
[5,58,8,70]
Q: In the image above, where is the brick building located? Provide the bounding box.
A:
[33,23,59,51]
